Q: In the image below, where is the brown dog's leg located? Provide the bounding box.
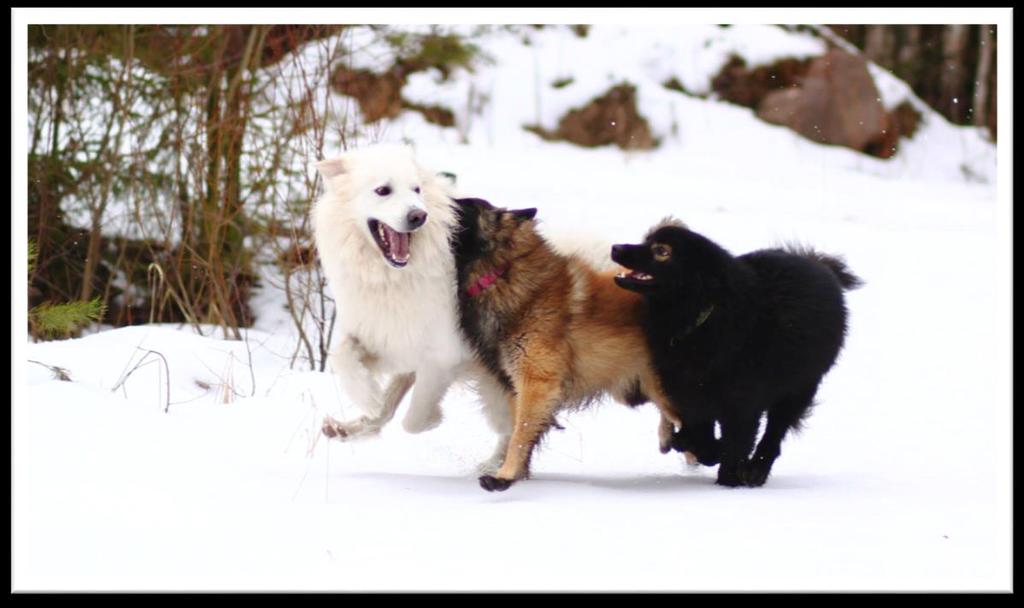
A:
[658,414,676,454]
[479,355,564,492]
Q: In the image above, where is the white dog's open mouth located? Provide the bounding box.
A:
[368,219,411,268]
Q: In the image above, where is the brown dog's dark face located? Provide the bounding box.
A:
[453,198,538,265]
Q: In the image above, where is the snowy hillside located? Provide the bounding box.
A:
[352,25,995,184]
[15,25,1009,592]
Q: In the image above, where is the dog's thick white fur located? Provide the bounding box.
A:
[312,144,512,469]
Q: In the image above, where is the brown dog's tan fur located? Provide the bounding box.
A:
[455,202,681,488]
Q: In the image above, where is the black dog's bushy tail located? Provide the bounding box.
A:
[784,244,864,290]
[820,256,863,291]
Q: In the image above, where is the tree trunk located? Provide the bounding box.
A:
[81,26,134,302]
[33,44,70,282]
[196,25,266,335]
[827,24,997,135]
[940,25,970,121]
[898,25,920,72]
[863,25,893,65]
[972,25,994,131]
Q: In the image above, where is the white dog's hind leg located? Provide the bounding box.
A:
[401,367,454,433]
[323,372,415,440]
[474,373,513,475]
[330,335,384,415]
[323,335,415,440]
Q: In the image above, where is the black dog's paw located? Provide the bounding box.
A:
[671,431,721,466]
[479,475,513,492]
[692,444,722,467]
[736,456,773,487]
[715,465,742,487]
[669,428,695,452]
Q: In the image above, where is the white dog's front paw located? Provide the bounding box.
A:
[401,406,443,434]
[321,415,381,441]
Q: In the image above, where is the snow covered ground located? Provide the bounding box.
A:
[14,24,1011,591]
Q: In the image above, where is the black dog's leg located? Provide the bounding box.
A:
[716,410,761,487]
[671,419,720,466]
[741,386,818,487]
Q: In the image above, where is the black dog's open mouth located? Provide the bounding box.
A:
[368,219,412,268]
[614,268,657,290]
[611,244,656,289]
[616,269,653,282]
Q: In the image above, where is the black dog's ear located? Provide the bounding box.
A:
[509,208,537,222]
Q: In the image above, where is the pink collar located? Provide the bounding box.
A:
[467,265,508,297]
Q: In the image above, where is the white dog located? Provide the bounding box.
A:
[312,144,512,469]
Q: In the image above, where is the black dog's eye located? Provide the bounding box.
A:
[652,243,672,262]
[375,185,392,196]
[413,186,421,194]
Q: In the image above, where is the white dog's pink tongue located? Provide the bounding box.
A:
[382,223,410,263]
[393,231,409,261]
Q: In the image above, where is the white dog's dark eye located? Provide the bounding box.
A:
[413,186,421,194]
[375,185,392,196]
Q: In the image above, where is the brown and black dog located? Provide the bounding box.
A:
[451,198,684,492]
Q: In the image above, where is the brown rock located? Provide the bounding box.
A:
[711,55,813,108]
[402,101,456,127]
[757,88,802,126]
[525,84,657,150]
[331,66,405,123]
[331,64,459,129]
[756,48,886,152]
[865,101,923,159]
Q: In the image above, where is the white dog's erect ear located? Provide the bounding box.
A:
[315,158,347,179]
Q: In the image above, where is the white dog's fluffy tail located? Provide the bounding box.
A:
[541,227,618,272]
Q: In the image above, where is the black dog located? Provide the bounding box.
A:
[611,219,861,487]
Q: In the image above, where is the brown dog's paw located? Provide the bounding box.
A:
[479,475,513,492]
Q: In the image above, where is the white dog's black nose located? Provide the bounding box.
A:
[407,209,427,230]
